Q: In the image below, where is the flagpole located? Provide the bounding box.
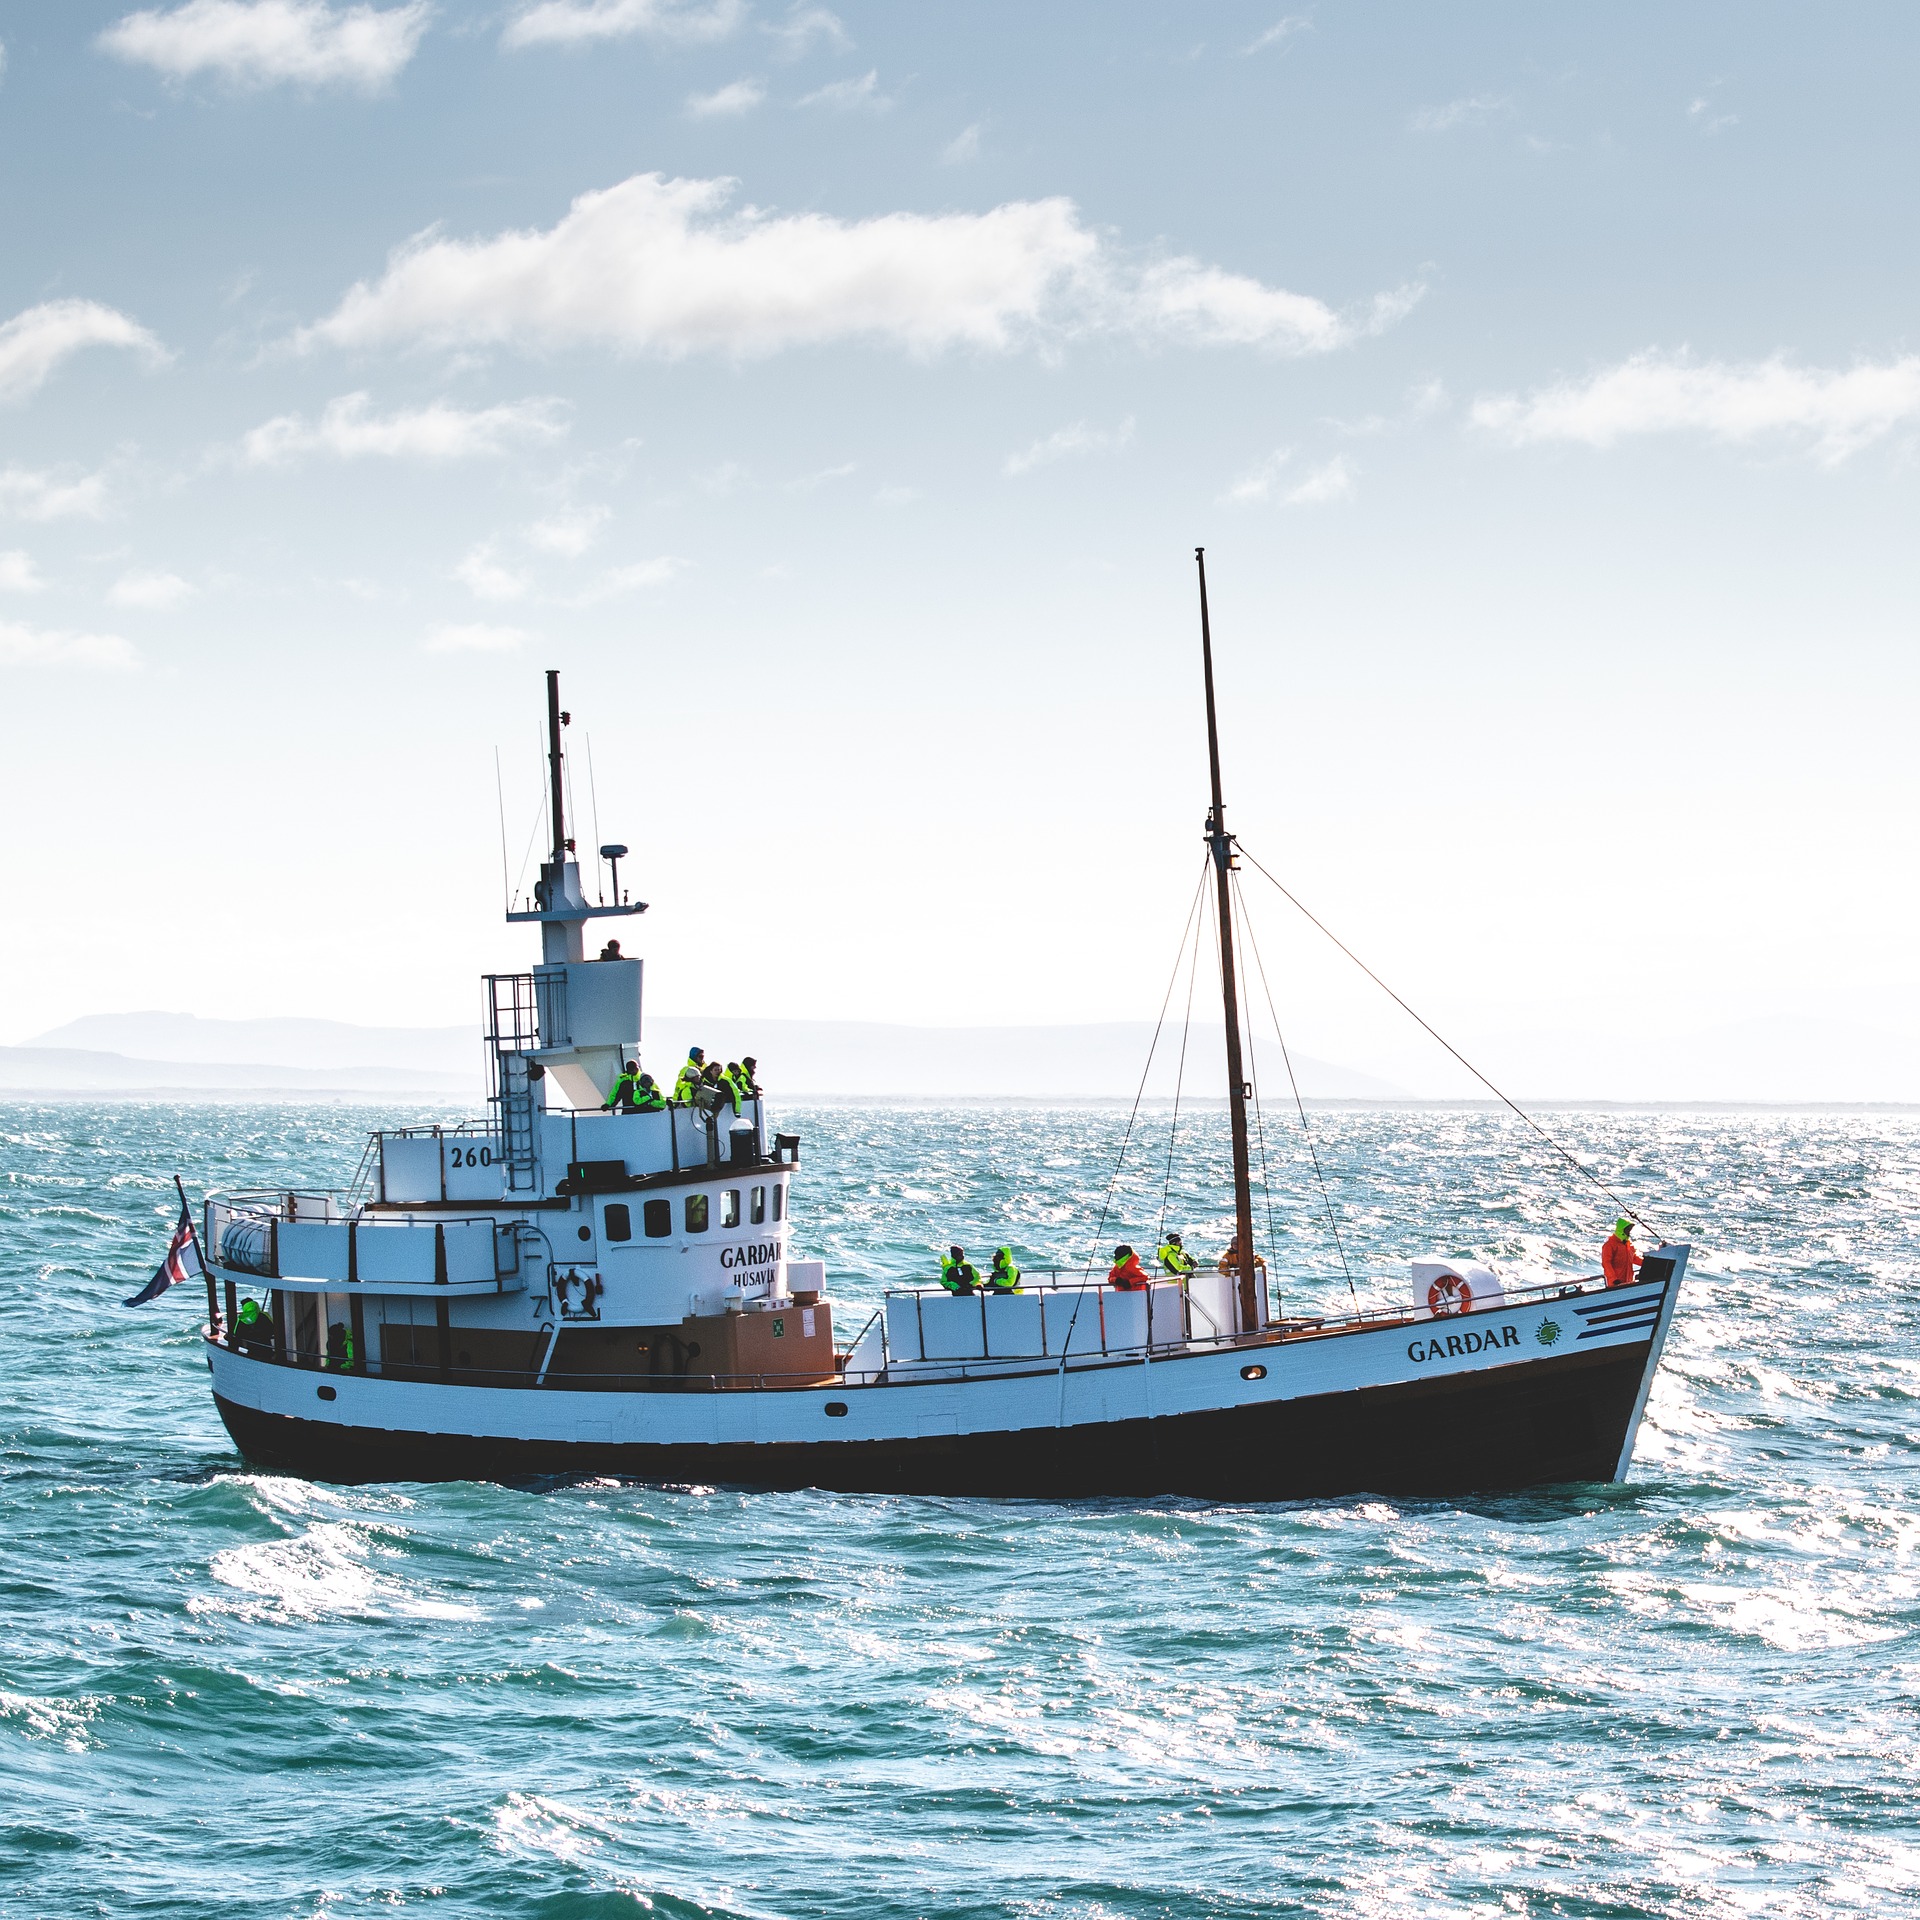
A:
[179,1173,218,1341]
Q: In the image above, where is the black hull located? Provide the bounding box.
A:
[215,1342,1652,1499]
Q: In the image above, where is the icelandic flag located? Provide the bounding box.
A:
[125,1203,201,1308]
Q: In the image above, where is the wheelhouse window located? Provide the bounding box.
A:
[750,1186,766,1225]
[721,1189,740,1229]
[773,1183,785,1222]
[685,1194,709,1234]
[604,1203,631,1242]
[643,1199,671,1238]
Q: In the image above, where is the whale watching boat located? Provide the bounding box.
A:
[179,555,1688,1496]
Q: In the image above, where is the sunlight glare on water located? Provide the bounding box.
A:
[1,1099,1916,1917]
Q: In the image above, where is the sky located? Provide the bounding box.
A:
[1,2,1917,1095]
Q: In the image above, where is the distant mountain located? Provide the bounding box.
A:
[641,1019,1404,1101]
[28,1013,475,1075]
[0,1046,470,1094]
[8,1012,1401,1100]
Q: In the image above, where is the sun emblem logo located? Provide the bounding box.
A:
[1535,1319,1562,1348]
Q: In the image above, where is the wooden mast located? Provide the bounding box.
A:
[1195,549,1262,1332]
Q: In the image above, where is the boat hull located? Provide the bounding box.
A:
[208,1268,1683,1499]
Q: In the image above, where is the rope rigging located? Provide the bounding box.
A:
[1156,896,1205,1250]
[1233,841,1663,1242]
[1232,868,1359,1305]
[1083,857,1212,1276]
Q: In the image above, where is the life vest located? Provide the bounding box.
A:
[1109,1253,1150,1291]
[1158,1241,1196,1275]
[986,1250,1021,1293]
[940,1255,979,1293]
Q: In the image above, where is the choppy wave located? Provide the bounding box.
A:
[1,1099,1916,1916]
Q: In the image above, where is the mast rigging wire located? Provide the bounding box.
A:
[494,748,511,919]
[1234,842,1662,1240]
[1223,876,1281,1290]
[1156,896,1205,1248]
[585,732,603,904]
[1084,858,1211,1277]
[1233,868,1359,1304]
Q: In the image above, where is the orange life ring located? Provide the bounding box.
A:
[1427,1273,1472,1316]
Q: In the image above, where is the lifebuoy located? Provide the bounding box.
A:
[1428,1273,1473,1316]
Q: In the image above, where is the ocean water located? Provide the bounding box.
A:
[2,1098,1917,1918]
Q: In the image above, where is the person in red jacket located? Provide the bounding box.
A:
[1601,1219,1644,1288]
[1108,1245,1151,1291]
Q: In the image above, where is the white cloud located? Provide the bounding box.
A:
[1688,95,1737,135]
[0,42,8,85]
[0,551,44,592]
[0,621,137,670]
[941,122,981,164]
[525,505,609,555]
[783,460,854,491]
[454,544,530,601]
[1410,94,1509,133]
[1004,417,1135,477]
[764,5,846,59]
[1471,351,1920,464]
[0,300,166,404]
[0,465,111,521]
[798,68,887,111]
[565,556,682,603]
[1219,448,1291,505]
[1285,454,1355,504]
[239,392,567,465]
[687,77,762,117]
[109,570,194,608]
[873,483,918,506]
[424,622,528,653]
[503,0,742,49]
[1243,17,1308,55]
[98,1,430,90]
[1130,263,1420,354]
[301,172,1401,365]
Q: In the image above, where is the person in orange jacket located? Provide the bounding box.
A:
[1601,1219,1644,1288]
[1108,1245,1151,1291]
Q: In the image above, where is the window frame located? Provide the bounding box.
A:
[721,1189,740,1229]
[603,1202,632,1243]
[685,1193,709,1234]
[643,1198,672,1239]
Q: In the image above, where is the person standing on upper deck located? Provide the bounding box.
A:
[1158,1232,1197,1279]
[1108,1245,1151,1291]
[940,1247,979,1294]
[673,1048,705,1103]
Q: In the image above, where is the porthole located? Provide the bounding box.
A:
[317,1384,338,1401]
[1240,1364,1267,1381]
[823,1401,848,1418]
[576,1224,592,1242]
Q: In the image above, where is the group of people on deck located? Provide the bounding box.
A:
[603,1045,761,1115]
[937,1230,1264,1296]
